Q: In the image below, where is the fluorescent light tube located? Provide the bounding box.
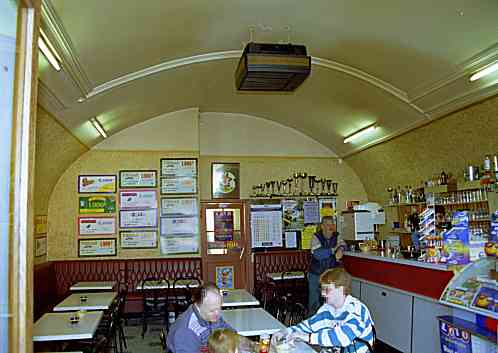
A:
[38,29,61,71]
[90,118,107,138]
[469,62,498,82]
[343,124,377,144]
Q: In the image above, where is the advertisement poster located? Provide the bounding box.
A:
[34,215,48,235]
[160,158,197,178]
[439,320,472,353]
[119,170,157,188]
[161,216,198,235]
[215,266,234,289]
[79,196,116,214]
[120,230,157,248]
[79,216,116,236]
[119,209,158,228]
[214,210,234,241]
[78,175,116,193]
[79,238,117,257]
[161,198,198,217]
[119,189,158,209]
[160,235,199,254]
[250,204,283,248]
[35,237,47,257]
[282,199,304,230]
[160,177,197,194]
[211,163,240,199]
[303,200,320,224]
[319,199,336,220]
[443,211,470,265]
[471,286,496,313]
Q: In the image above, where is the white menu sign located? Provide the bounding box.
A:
[250,204,283,248]
[160,216,198,235]
[160,159,197,177]
[161,198,198,216]
[160,235,199,254]
[120,231,157,248]
[161,177,197,194]
[119,189,157,209]
[120,209,158,228]
[79,216,116,235]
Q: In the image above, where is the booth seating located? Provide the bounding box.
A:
[34,258,202,320]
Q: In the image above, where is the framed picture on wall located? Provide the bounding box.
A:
[78,216,116,236]
[120,230,158,249]
[35,236,47,257]
[215,265,234,289]
[78,175,117,193]
[78,238,117,257]
[211,163,240,199]
[119,170,157,188]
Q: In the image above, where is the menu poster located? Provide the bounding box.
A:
[78,175,116,193]
[160,177,197,194]
[79,238,117,257]
[119,209,158,228]
[119,189,158,209]
[79,196,116,214]
[161,216,198,235]
[215,266,234,290]
[214,210,234,241]
[250,204,283,248]
[161,198,198,217]
[120,230,157,249]
[119,170,157,188]
[303,200,320,224]
[319,199,336,221]
[160,235,199,254]
[79,216,116,236]
[35,237,47,257]
[160,158,197,178]
[282,199,304,231]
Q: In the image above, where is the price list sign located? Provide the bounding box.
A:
[250,204,283,248]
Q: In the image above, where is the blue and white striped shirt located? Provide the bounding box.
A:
[287,295,374,353]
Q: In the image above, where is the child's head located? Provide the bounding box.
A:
[319,268,352,308]
[208,329,240,353]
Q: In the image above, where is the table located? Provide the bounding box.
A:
[222,308,286,336]
[70,281,116,291]
[272,341,318,353]
[53,292,117,312]
[136,279,201,290]
[267,271,305,281]
[222,289,260,308]
[33,311,104,342]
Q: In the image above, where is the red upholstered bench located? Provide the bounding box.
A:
[34,258,202,318]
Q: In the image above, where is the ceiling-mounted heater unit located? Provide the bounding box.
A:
[235,42,311,91]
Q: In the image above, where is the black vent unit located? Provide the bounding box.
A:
[235,42,311,91]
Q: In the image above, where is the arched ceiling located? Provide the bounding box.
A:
[38,0,498,157]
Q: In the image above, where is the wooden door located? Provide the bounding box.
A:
[201,201,249,289]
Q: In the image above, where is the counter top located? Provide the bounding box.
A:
[344,251,451,271]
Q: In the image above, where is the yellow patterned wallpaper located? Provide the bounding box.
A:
[34,107,88,264]
[345,95,498,204]
[47,151,367,260]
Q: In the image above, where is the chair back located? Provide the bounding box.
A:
[142,276,169,311]
[280,269,307,304]
[257,281,278,311]
[172,277,201,314]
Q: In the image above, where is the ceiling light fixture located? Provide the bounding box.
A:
[38,29,61,71]
[343,123,377,144]
[469,61,498,82]
[90,117,107,138]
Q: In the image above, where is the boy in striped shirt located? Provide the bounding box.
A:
[273,268,374,353]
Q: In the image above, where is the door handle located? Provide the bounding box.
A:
[240,247,245,260]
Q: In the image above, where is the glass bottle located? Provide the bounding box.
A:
[259,334,270,353]
[484,155,491,172]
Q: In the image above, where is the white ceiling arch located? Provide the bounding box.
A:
[37,0,498,157]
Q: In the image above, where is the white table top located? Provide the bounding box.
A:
[222,307,286,336]
[53,292,117,312]
[33,311,104,342]
[136,279,201,290]
[70,281,116,291]
[271,341,317,353]
[222,289,260,307]
[267,271,305,281]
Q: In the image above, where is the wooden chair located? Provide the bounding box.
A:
[172,277,201,317]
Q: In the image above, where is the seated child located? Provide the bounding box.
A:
[272,268,374,353]
[208,328,258,353]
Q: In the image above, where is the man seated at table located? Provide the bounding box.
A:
[272,268,374,353]
[167,282,234,353]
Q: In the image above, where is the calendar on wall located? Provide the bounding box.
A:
[250,204,283,247]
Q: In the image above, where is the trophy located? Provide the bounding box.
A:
[265,181,271,197]
[332,182,338,195]
[326,179,332,195]
[308,175,316,196]
[287,177,293,196]
[276,180,282,196]
[282,180,288,195]
[251,185,258,197]
[270,180,276,197]
[320,178,327,196]
[293,172,300,196]
[299,172,307,196]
